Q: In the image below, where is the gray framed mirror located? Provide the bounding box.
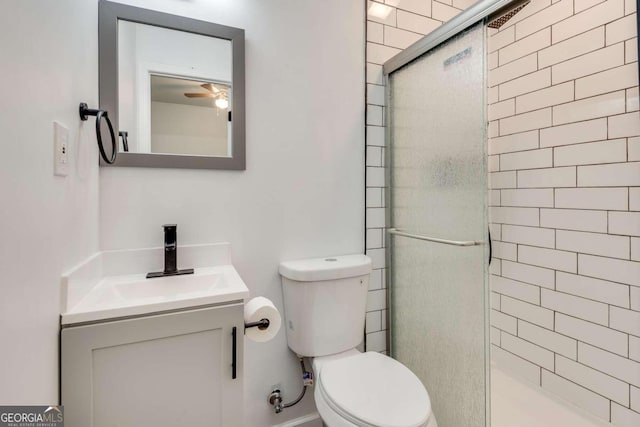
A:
[99,0,245,169]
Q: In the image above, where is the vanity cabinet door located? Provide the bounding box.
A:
[61,303,244,427]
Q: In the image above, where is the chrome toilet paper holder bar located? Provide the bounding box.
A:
[245,318,270,331]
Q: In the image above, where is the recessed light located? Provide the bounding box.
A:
[368,2,393,20]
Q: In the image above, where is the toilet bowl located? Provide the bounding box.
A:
[312,349,437,427]
[279,255,437,427]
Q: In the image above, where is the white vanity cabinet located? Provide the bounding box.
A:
[61,303,244,427]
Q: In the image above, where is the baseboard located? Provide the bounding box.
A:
[271,412,322,427]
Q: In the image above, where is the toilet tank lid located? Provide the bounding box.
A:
[279,254,372,282]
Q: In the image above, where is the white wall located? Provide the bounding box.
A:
[0,0,100,403]
[100,1,365,425]
[150,101,228,156]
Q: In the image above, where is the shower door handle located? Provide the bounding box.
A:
[488,228,492,265]
[387,228,482,246]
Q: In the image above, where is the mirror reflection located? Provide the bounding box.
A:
[150,75,231,156]
[118,20,233,157]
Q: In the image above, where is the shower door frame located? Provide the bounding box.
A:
[382,0,527,75]
[382,0,526,426]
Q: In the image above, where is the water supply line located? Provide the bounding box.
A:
[268,357,312,414]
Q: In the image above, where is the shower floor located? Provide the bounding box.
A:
[491,365,612,427]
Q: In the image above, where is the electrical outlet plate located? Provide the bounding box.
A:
[53,121,69,176]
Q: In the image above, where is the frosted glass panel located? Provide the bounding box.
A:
[389,22,488,427]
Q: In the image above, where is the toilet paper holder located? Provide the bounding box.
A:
[244,296,281,342]
[245,318,270,331]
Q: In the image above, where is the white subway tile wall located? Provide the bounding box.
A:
[489,0,639,424]
[365,0,465,353]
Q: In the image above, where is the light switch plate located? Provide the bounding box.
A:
[53,121,69,176]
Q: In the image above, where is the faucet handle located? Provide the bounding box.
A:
[162,224,177,230]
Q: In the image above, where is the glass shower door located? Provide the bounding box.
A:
[388,22,489,427]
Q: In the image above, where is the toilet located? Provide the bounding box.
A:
[279,254,437,427]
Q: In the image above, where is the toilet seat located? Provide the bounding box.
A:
[315,351,432,427]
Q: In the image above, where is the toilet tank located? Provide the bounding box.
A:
[279,254,372,357]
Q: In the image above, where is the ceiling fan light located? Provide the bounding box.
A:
[215,98,229,109]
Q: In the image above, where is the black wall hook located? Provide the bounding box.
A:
[119,131,129,152]
[79,102,117,164]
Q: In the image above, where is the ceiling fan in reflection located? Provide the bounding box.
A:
[184,83,229,109]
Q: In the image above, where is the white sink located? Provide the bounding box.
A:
[114,272,223,300]
[61,262,249,325]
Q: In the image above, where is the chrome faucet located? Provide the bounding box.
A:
[146,224,194,279]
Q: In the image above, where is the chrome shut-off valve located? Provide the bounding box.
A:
[268,389,283,414]
[267,357,310,414]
